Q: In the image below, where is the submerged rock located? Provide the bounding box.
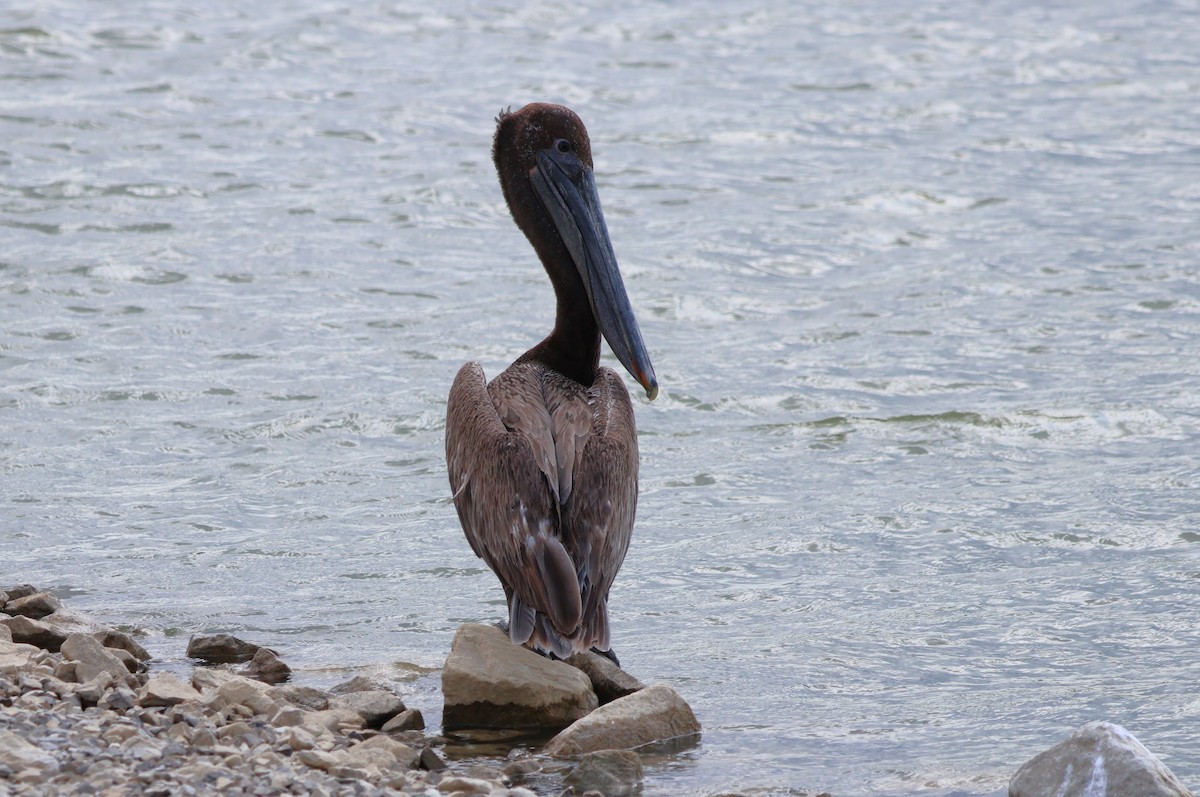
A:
[441,623,597,732]
[565,749,643,797]
[1009,721,1194,797]
[543,683,700,757]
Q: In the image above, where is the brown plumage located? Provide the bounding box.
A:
[445,104,657,659]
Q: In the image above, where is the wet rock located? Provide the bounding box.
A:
[186,633,262,663]
[329,689,406,729]
[442,623,598,732]
[1010,721,1194,797]
[5,590,61,620]
[59,633,130,684]
[565,749,644,797]
[381,707,425,732]
[1,615,70,652]
[238,646,292,684]
[543,683,700,757]
[566,650,645,705]
[138,672,203,707]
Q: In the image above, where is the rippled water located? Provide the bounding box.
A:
[4,1,1200,794]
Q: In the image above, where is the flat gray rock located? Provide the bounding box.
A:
[441,623,597,732]
[543,683,700,757]
[1010,721,1194,797]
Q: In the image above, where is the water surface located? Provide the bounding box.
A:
[4,1,1200,795]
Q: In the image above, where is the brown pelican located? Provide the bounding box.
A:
[445,103,658,661]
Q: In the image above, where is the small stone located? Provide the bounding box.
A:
[270,705,306,727]
[298,748,342,772]
[98,684,138,711]
[139,672,203,707]
[543,683,700,757]
[0,624,10,643]
[238,647,291,684]
[329,690,406,729]
[435,776,495,795]
[1010,721,1194,797]
[75,672,114,705]
[5,591,62,620]
[186,634,261,664]
[380,708,424,733]
[282,727,318,751]
[565,749,643,797]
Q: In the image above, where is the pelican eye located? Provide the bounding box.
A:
[555,138,573,153]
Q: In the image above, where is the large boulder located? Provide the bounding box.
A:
[441,623,598,732]
[543,683,700,757]
[1010,721,1194,797]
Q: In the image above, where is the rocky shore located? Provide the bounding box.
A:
[2,584,1195,797]
[0,585,699,797]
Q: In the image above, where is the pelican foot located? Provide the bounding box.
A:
[493,619,510,633]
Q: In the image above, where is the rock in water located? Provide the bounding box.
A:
[543,683,700,757]
[566,649,645,704]
[239,646,292,684]
[441,623,598,732]
[565,749,643,797]
[186,633,262,663]
[1009,721,1194,797]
